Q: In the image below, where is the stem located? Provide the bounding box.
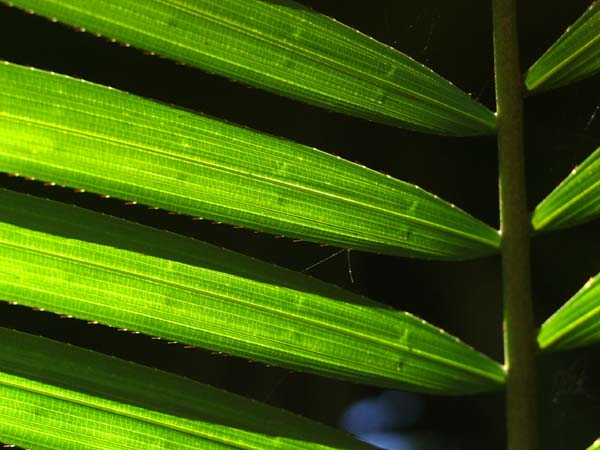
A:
[492,0,538,449]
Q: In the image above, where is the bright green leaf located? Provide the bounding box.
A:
[532,145,600,231]
[0,188,381,310]
[587,438,600,450]
[0,194,506,395]
[0,61,500,260]
[538,274,600,351]
[525,1,600,93]
[6,0,496,136]
[0,327,375,450]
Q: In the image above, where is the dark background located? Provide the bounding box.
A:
[1,1,599,449]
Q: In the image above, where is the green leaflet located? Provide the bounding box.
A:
[525,1,600,93]
[0,327,375,450]
[0,188,381,310]
[6,0,496,136]
[0,192,506,395]
[532,145,600,231]
[0,61,500,260]
[538,274,600,351]
[587,438,600,450]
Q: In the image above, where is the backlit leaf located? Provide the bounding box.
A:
[538,274,600,351]
[0,327,375,449]
[587,438,600,450]
[0,191,506,394]
[0,188,381,310]
[525,1,600,93]
[6,0,496,136]
[0,61,500,260]
[532,145,600,231]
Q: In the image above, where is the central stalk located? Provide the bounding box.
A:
[492,0,538,449]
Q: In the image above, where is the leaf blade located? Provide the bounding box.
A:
[0,61,500,260]
[0,328,375,450]
[7,0,496,135]
[0,193,505,394]
[0,188,380,310]
[538,275,600,351]
[525,1,600,93]
[532,145,600,231]
[587,438,600,450]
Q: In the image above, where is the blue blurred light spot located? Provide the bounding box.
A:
[340,398,385,435]
[359,431,416,450]
[340,390,424,435]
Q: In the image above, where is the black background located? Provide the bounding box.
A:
[1,1,599,449]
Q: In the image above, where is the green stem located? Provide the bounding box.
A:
[492,0,538,449]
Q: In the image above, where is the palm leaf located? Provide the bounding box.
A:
[538,275,600,351]
[0,188,380,310]
[0,327,375,450]
[525,1,600,93]
[0,61,500,260]
[0,190,506,395]
[6,0,496,136]
[587,438,600,450]
[532,145,600,231]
